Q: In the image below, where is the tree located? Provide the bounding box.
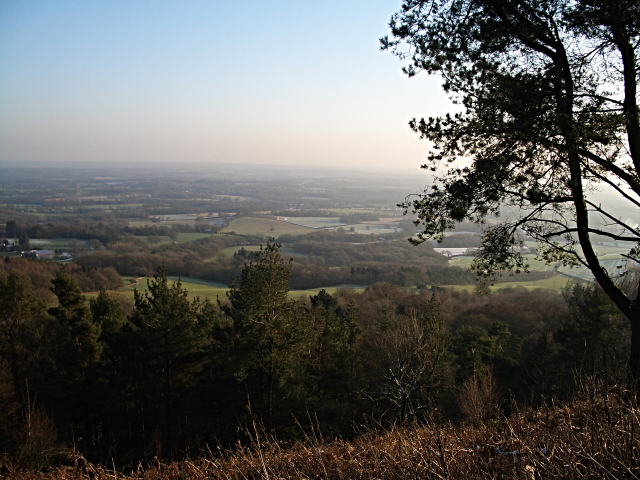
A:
[0,270,47,384]
[555,283,629,386]
[307,290,360,432]
[128,266,213,452]
[89,291,126,342]
[48,265,102,382]
[383,1,640,385]
[370,299,451,424]
[225,241,309,434]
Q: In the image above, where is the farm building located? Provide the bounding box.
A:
[22,249,56,260]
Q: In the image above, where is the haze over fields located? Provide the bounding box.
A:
[0,0,456,172]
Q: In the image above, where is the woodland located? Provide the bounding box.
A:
[1,0,640,476]
[0,241,633,475]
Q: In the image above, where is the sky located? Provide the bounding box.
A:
[0,0,455,172]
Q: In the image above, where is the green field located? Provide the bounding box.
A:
[90,272,571,305]
[449,254,556,271]
[114,277,228,302]
[93,277,367,303]
[437,274,573,293]
[449,247,632,275]
[143,232,212,247]
[220,217,314,237]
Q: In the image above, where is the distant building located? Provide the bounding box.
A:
[22,249,55,260]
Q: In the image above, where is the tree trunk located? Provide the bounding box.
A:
[629,315,640,396]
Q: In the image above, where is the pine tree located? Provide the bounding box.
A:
[226,241,309,434]
[48,265,102,383]
[90,291,126,342]
[0,269,47,384]
[128,265,213,452]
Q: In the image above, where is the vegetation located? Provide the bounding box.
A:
[385,0,640,383]
[0,258,123,304]
[2,0,638,476]
[0,241,635,475]
[6,387,639,479]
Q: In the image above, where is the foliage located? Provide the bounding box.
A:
[0,259,122,303]
[48,265,102,381]
[225,241,312,434]
[127,266,215,450]
[384,0,640,374]
[0,257,631,469]
[555,283,630,386]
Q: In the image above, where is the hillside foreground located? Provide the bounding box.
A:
[7,386,639,480]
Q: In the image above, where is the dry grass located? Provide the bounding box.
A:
[6,388,640,479]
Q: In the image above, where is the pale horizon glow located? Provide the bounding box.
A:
[0,1,455,172]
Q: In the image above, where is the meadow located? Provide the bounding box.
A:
[449,249,635,283]
[112,277,368,301]
[449,254,554,271]
[115,276,228,302]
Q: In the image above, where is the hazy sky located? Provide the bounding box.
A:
[0,0,454,171]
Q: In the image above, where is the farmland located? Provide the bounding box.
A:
[220,217,314,237]
[2,165,626,297]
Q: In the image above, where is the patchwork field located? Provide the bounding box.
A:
[220,217,314,237]
[278,216,345,228]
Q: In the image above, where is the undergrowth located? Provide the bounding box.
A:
[4,386,640,479]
